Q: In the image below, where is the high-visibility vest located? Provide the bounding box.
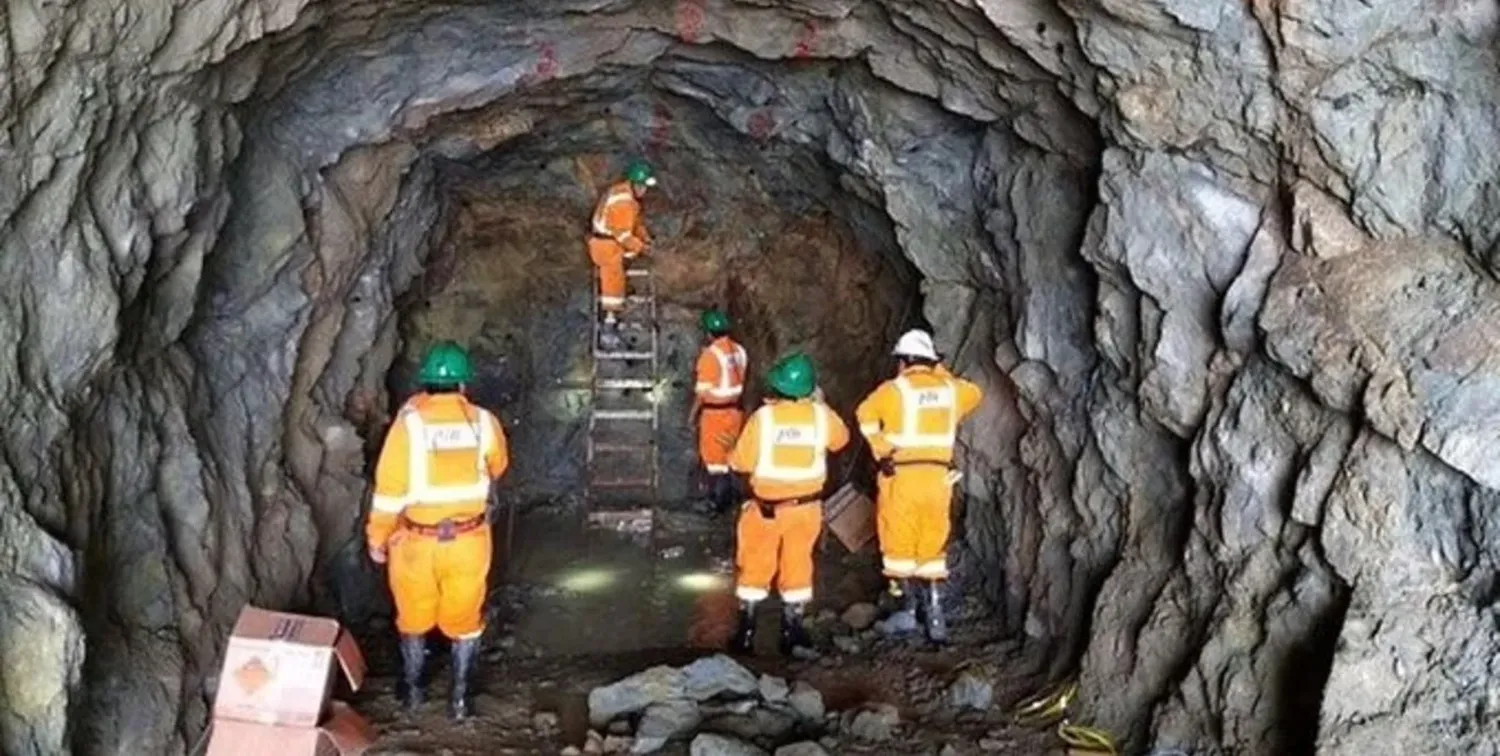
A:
[752,403,830,483]
[591,182,638,244]
[699,340,747,403]
[397,406,494,505]
[884,375,958,450]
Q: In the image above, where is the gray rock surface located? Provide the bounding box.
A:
[681,655,759,701]
[757,675,789,704]
[702,706,798,742]
[773,744,830,756]
[631,699,702,754]
[588,666,687,727]
[844,703,900,742]
[787,682,825,723]
[4,0,1499,753]
[947,671,994,712]
[689,734,769,756]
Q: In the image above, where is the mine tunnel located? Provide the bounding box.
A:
[6,1,1500,755]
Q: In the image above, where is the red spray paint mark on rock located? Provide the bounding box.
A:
[792,20,820,58]
[676,0,706,42]
[534,42,559,81]
[747,108,776,142]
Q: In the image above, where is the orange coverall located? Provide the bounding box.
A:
[587,181,650,314]
[695,336,749,473]
[366,392,509,640]
[855,364,981,580]
[729,398,850,604]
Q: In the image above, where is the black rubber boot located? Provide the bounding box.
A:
[710,474,735,514]
[925,581,950,645]
[779,602,812,656]
[398,634,426,711]
[449,637,480,720]
[731,601,757,654]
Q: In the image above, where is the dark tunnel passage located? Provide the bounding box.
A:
[381,91,925,507]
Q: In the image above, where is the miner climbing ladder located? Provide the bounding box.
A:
[585,259,660,532]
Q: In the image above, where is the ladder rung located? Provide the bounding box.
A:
[590,478,656,488]
[591,443,655,453]
[587,509,655,526]
[626,295,652,304]
[593,409,654,421]
[596,379,655,390]
[626,268,651,277]
[595,351,653,360]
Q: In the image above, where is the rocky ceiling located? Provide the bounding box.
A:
[3,0,1500,754]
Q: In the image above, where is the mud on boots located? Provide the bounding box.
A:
[448,636,481,720]
[856,329,983,640]
[398,634,426,710]
[726,354,850,656]
[588,159,655,333]
[691,308,748,514]
[364,342,512,721]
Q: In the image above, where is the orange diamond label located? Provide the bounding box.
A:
[234,656,273,695]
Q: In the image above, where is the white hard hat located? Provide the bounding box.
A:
[892,329,938,360]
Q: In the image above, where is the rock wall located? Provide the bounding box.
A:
[2,0,1498,754]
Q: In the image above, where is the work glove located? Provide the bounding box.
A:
[877,457,897,477]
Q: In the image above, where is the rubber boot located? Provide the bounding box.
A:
[710,474,735,514]
[925,581,950,645]
[731,601,757,654]
[779,602,812,656]
[448,637,480,720]
[398,634,425,711]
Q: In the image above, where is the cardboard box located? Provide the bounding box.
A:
[823,483,875,553]
[206,701,375,756]
[211,607,367,728]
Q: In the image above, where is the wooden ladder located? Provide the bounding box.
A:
[585,260,660,533]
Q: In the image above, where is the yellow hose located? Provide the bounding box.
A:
[1057,722,1120,754]
[1010,680,1077,725]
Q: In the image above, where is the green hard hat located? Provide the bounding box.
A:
[418,341,474,388]
[700,309,731,334]
[624,159,655,186]
[767,353,816,399]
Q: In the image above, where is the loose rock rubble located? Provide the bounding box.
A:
[584,655,828,754]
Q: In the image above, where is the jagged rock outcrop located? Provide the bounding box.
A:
[3,0,1498,754]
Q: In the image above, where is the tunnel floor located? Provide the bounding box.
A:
[349,506,1067,755]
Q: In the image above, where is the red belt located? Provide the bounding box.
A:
[400,515,486,540]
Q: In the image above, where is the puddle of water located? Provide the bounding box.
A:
[498,509,735,656]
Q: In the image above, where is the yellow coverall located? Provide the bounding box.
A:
[366,392,509,640]
[729,398,850,604]
[695,335,749,474]
[856,364,982,580]
[587,181,650,314]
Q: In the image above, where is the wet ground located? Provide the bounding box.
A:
[352,503,1080,755]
